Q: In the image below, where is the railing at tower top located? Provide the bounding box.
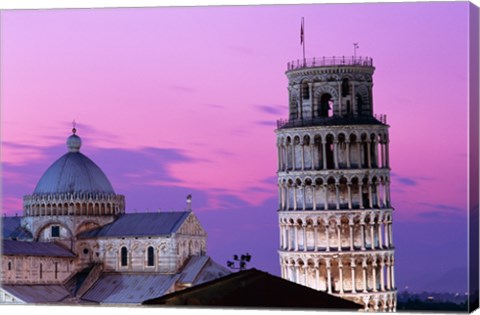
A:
[287,56,374,71]
[276,114,387,129]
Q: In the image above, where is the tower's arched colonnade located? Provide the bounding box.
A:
[276,57,396,311]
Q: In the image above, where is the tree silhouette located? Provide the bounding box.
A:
[226,253,251,271]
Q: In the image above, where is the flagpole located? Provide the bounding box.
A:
[301,17,306,66]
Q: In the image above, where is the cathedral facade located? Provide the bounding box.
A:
[276,56,397,311]
[1,129,229,304]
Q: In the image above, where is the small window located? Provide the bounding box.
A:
[83,248,89,255]
[39,263,43,279]
[51,226,60,237]
[147,246,155,266]
[302,82,310,99]
[8,261,12,271]
[121,247,128,266]
[342,78,350,97]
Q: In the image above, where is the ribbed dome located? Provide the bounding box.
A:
[32,131,115,195]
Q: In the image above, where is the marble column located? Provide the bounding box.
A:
[294,225,299,251]
[302,185,307,210]
[362,260,368,292]
[368,184,373,208]
[334,140,339,169]
[303,224,307,251]
[301,141,305,171]
[339,262,344,293]
[372,262,378,292]
[293,185,298,210]
[335,184,340,210]
[322,140,327,170]
[347,184,353,209]
[379,260,385,291]
[346,140,351,168]
[361,223,366,250]
[326,259,332,294]
[326,223,331,251]
[351,259,357,293]
[366,140,372,168]
[349,224,354,250]
[337,223,342,251]
[324,184,329,210]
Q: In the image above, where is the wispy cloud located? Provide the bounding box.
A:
[418,202,466,214]
[253,120,276,127]
[202,103,225,109]
[167,85,196,93]
[417,211,465,220]
[254,104,287,116]
[390,172,437,187]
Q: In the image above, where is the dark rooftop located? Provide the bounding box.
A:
[78,211,190,238]
[143,268,363,310]
[2,239,76,257]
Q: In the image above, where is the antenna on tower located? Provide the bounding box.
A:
[353,42,359,60]
[72,120,77,134]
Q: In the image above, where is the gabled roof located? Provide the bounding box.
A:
[80,273,180,304]
[78,212,191,238]
[179,256,231,286]
[143,268,363,310]
[2,216,33,240]
[2,240,76,257]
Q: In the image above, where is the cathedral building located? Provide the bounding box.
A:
[1,128,230,304]
[276,56,396,311]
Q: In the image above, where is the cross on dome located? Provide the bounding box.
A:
[67,125,82,153]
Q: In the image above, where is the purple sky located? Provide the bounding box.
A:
[0,2,472,293]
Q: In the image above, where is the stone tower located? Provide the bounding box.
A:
[276,56,396,311]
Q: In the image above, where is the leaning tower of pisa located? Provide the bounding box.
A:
[276,56,396,311]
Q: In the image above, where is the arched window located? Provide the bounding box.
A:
[341,78,350,97]
[302,81,310,99]
[51,226,60,238]
[39,263,43,279]
[8,261,12,271]
[319,94,333,117]
[356,93,364,115]
[147,246,155,266]
[121,247,128,266]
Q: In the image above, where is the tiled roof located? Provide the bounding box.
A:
[78,212,190,238]
[2,217,33,240]
[2,240,76,257]
[179,256,230,286]
[2,285,72,303]
[178,256,210,284]
[80,273,179,304]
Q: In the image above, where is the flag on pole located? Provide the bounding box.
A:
[300,17,304,45]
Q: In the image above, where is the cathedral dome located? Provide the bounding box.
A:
[32,129,115,195]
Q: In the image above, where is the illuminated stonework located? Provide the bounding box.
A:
[276,57,396,311]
